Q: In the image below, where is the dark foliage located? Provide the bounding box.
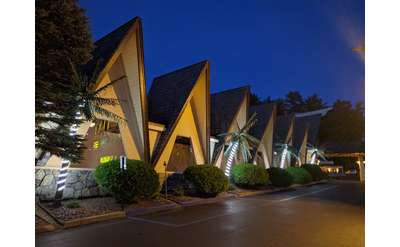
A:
[231,163,269,188]
[95,159,159,203]
[161,173,193,196]
[36,0,93,162]
[267,167,293,187]
[183,165,229,197]
[319,100,364,144]
[286,167,313,184]
[250,93,263,106]
[301,164,326,181]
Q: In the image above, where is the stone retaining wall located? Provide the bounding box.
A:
[35,168,109,201]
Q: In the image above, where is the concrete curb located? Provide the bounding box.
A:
[231,180,329,198]
[169,193,236,207]
[126,202,181,217]
[35,215,56,233]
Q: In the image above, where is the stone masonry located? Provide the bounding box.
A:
[35,168,109,201]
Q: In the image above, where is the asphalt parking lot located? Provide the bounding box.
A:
[36,181,364,247]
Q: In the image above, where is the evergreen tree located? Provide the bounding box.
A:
[249,93,262,106]
[35,0,93,162]
[319,100,365,144]
[303,94,327,112]
[284,91,305,113]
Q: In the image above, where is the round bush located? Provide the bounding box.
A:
[267,167,293,187]
[161,173,192,196]
[183,165,229,197]
[95,159,159,203]
[231,163,269,188]
[286,167,313,184]
[302,164,326,181]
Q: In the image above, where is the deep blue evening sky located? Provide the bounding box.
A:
[80,0,364,105]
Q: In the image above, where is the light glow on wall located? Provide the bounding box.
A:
[225,142,239,176]
[280,145,288,169]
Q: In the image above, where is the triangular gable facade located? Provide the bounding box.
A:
[293,117,310,165]
[274,114,295,145]
[273,114,295,168]
[210,86,250,169]
[249,103,276,168]
[147,61,210,173]
[294,113,322,164]
[44,17,149,168]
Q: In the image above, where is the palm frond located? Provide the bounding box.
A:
[91,97,123,107]
[241,133,260,146]
[90,105,126,123]
[94,75,127,95]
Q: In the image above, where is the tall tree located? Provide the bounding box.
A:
[303,94,327,112]
[319,100,365,144]
[36,0,93,163]
[284,91,305,113]
[249,93,262,106]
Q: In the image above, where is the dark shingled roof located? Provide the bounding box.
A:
[147,60,208,164]
[274,114,294,143]
[293,116,310,151]
[210,86,250,136]
[292,114,322,149]
[82,17,139,81]
[304,114,321,146]
[249,103,275,140]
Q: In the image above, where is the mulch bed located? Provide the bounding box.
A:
[126,197,175,209]
[166,192,234,205]
[42,197,123,222]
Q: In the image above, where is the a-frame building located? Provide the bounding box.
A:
[273,114,295,168]
[43,17,149,168]
[147,61,210,174]
[249,103,276,168]
[210,86,250,169]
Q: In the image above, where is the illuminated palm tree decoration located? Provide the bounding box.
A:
[275,143,301,168]
[54,61,126,205]
[217,113,260,176]
[306,143,327,164]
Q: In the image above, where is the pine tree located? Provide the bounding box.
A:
[35,0,93,163]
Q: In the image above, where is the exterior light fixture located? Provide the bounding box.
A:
[280,144,288,169]
[224,141,239,176]
[120,155,127,170]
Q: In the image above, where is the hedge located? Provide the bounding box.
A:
[286,167,313,185]
[267,167,293,187]
[301,164,326,181]
[231,163,269,189]
[95,159,159,203]
[183,165,229,197]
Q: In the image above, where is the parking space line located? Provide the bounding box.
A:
[127,185,338,228]
[127,216,180,227]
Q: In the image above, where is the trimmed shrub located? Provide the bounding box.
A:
[231,163,269,189]
[302,164,326,181]
[286,167,313,184]
[95,159,159,203]
[183,165,229,197]
[267,167,293,187]
[161,173,192,196]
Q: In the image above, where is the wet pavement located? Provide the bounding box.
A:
[36,181,364,247]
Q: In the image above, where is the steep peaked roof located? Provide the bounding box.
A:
[304,114,321,146]
[147,60,208,164]
[274,114,294,143]
[249,103,275,140]
[210,86,250,136]
[293,116,309,151]
[82,17,139,82]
